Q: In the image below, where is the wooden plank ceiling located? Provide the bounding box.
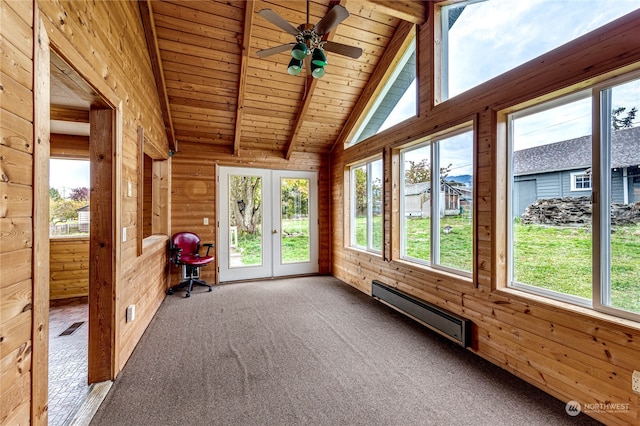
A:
[141,0,426,158]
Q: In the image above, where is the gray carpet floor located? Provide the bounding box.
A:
[90,276,601,425]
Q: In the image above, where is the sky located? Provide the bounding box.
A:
[50,159,89,197]
[377,0,640,175]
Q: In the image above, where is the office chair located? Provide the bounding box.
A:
[168,232,214,298]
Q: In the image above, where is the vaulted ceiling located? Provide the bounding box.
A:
[139,0,427,158]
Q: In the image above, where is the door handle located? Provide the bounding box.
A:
[273,229,278,234]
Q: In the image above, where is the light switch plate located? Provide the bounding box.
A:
[632,370,640,394]
[122,227,127,242]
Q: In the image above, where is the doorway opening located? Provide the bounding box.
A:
[46,50,117,424]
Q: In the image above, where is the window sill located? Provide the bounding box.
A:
[50,235,90,241]
[142,234,169,252]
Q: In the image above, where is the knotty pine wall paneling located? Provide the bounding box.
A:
[330,8,640,426]
[49,237,89,300]
[0,0,34,424]
[0,0,173,422]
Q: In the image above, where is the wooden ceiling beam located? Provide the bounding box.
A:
[362,0,428,25]
[284,0,343,160]
[138,0,177,152]
[234,0,255,156]
[50,106,90,123]
[331,19,415,152]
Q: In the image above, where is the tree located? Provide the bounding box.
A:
[404,159,452,185]
[50,198,85,224]
[405,159,431,184]
[230,176,262,233]
[612,106,637,130]
[281,179,309,219]
[354,167,367,216]
[50,187,62,201]
[69,187,89,201]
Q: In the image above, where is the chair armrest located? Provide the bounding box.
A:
[202,243,214,256]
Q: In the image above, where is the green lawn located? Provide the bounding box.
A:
[236,217,640,314]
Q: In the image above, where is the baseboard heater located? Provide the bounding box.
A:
[372,280,471,347]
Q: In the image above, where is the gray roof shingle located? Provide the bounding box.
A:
[513,126,640,175]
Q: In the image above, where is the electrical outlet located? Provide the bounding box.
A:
[633,370,640,395]
[204,217,209,225]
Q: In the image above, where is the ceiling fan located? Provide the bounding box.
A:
[257,1,363,78]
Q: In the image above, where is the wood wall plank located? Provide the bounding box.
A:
[49,238,89,300]
[0,109,33,155]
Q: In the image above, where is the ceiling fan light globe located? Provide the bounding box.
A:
[291,43,308,60]
[287,58,303,75]
[311,63,325,79]
[311,49,327,67]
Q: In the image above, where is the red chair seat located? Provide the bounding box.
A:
[180,254,214,266]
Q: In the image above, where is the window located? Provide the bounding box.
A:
[571,172,592,191]
[350,34,416,146]
[507,74,640,320]
[350,158,383,252]
[438,0,639,101]
[136,127,170,255]
[49,158,90,237]
[400,127,474,275]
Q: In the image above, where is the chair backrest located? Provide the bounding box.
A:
[172,232,201,255]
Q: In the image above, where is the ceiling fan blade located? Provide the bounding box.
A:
[323,41,363,59]
[258,9,300,36]
[313,5,349,35]
[257,43,295,58]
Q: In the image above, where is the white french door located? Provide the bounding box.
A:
[218,167,318,282]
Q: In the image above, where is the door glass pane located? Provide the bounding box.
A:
[229,174,262,267]
[280,178,310,264]
[606,78,640,314]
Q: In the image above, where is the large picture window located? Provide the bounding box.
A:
[400,127,474,275]
[350,158,383,253]
[438,0,639,101]
[507,74,640,320]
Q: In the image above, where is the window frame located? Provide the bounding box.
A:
[503,71,640,322]
[435,0,640,104]
[398,123,475,278]
[136,126,171,256]
[570,171,592,191]
[348,28,417,147]
[348,156,384,254]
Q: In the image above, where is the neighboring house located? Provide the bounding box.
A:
[512,126,640,216]
[77,205,90,233]
[404,181,472,217]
